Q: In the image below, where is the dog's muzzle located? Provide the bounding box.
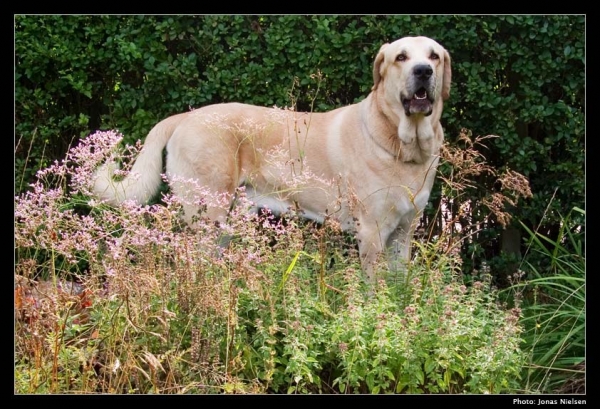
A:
[401,64,435,116]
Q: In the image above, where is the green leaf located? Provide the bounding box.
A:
[444,369,451,386]
[415,368,425,385]
[424,357,437,374]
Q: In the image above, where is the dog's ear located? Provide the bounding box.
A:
[372,43,389,91]
[442,48,452,101]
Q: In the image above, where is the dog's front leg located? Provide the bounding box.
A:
[385,225,412,274]
[355,225,386,283]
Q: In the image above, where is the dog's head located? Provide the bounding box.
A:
[372,36,451,117]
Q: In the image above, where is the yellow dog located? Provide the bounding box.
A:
[94,36,452,280]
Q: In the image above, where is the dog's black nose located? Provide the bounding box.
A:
[413,64,433,80]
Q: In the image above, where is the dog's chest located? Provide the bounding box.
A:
[355,156,439,218]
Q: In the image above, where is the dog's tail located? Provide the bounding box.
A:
[93,113,187,206]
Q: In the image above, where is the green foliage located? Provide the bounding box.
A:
[438,16,584,225]
[15,172,526,394]
[321,262,524,394]
[506,207,585,393]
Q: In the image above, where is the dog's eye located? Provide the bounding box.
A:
[396,54,407,62]
[430,52,440,60]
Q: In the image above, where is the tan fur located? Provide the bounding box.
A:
[94,36,452,280]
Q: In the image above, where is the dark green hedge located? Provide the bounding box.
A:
[15,15,585,275]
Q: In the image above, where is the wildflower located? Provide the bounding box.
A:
[473,281,485,290]
[404,305,416,315]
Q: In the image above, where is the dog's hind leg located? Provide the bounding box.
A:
[165,130,240,230]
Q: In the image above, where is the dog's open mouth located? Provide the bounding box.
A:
[402,88,433,116]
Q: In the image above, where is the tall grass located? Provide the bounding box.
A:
[15,129,532,394]
[507,207,585,394]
